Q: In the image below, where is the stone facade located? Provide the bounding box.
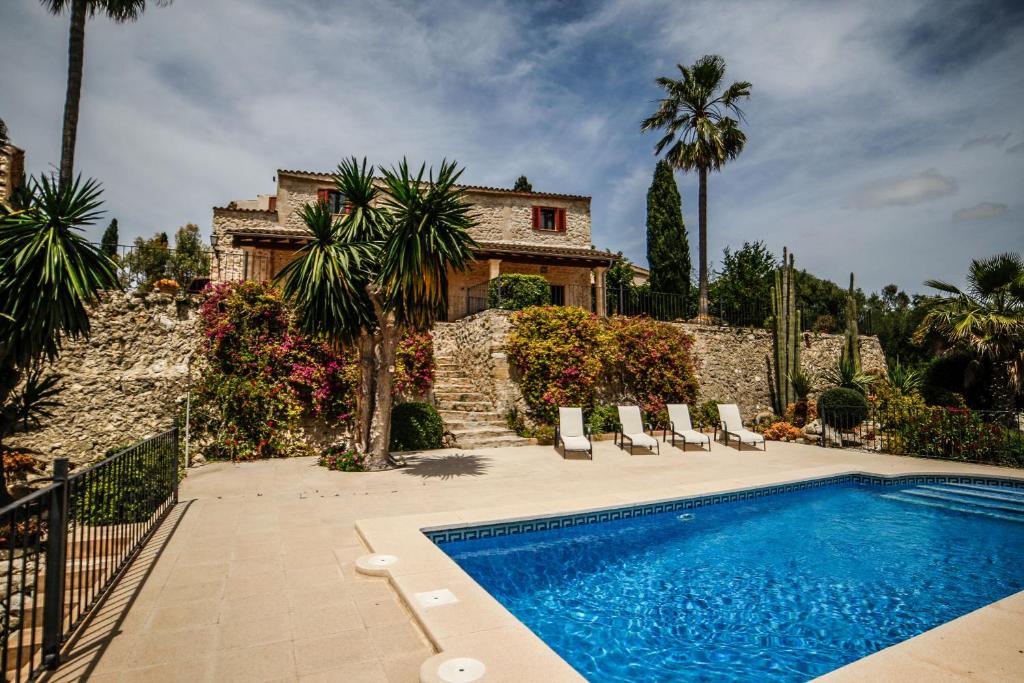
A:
[208,169,614,320]
[0,143,25,204]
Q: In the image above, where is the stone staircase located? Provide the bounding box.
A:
[433,352,529,449]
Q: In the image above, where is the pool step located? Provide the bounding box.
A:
[881,490,1024,523]
[932,483,1024,502]
[899,489,1024,515]
[916,484,1024,508]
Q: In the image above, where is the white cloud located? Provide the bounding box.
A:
[953,202,1008,221]
[849,169,958,209]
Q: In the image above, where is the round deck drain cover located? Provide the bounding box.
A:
[437,657,485,683]
[368,554,397,566]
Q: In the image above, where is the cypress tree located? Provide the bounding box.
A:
[513,175,532,192]
[101,218,119,257]
[646,160,691,299]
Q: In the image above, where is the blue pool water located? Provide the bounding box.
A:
[437,482,1024,682]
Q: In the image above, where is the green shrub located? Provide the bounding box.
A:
[818,387,869,430]
[79,445,177,525]
[487,274,551,311]
[507,306,610,423]
[586,405,620,434]
[390,402,444,451]
[691,401,720,429]
[319,446,366,472]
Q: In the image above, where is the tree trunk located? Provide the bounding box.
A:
[365,288,398,470]
[990,361,1016,419]
[697,166,709,319]
[59,0,87,191]
[354,331,376,453]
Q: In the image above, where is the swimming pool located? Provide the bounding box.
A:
[435,478,1024,682]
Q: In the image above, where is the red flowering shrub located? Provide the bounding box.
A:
[193,282,433,461]
[506,308,698,426]
[606,316,699,423]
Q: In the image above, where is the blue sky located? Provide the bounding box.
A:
[1,0,1022,294]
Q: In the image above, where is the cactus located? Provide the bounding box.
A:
[769,247,801,415]
[841,272,861,374]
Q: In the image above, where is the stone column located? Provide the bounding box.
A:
[594,266,607,317]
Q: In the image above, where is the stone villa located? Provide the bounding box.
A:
[210,169,619,319]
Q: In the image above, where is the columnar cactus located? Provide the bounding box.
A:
[841,272,861,374]
[769,248,801,414]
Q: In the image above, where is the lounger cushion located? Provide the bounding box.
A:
[561,435,591,452]
[559,407,585,438]
[730,429,765,444]
[674,429,710,444]
[622,431,658,449]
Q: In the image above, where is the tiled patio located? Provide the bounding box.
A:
[40,439,1024,682]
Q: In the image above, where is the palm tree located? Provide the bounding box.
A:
[0,174,119,502]
[641,55,751,319]
[916,253,1024,413]
[277,157,476,469]
[41,0,171,190]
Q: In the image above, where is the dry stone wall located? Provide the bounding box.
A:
[432,310,886,423]
[7,293,200,464]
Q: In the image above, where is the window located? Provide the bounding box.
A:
[317,188,349,214]
[532,206,567,232]
[550,285,565,306]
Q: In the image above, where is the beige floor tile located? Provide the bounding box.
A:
[122,653,217,682]
[286,584,353,613]
[293,630,377,676]
[366,622,431,660]
[290,603,363,641]
[147,599,220,632]
[381,650,433,683]
[125,625,219,669]
[355,598,410,629]
[212,640,297,682]
[219,590,291,623]
[218,614,294,651]
[298,660,389,683]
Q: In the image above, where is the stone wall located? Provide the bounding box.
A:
[679,324,885,415]
[6,293,200,464]
[432,309,887,423]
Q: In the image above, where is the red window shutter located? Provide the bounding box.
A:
[268,196,277,211]
[317,188,329,204]
[532,206,540,229]
[557,208,567,232]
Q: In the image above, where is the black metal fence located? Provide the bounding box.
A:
[819,404,1024,467]
[0,428,178,681]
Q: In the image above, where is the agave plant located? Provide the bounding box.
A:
[787,368,814,401]
[886,359,922,396]
[821,357,874,394]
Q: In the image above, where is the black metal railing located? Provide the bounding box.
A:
[819,404,1024,467]
[0,427,178,681]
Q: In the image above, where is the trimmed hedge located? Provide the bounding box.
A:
[818,387,869,430]
[488,274,551,311]
[390,401,444,451]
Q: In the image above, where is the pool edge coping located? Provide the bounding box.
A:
[354,464,1024,683]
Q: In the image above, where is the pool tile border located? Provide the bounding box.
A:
[423,473,1024,544]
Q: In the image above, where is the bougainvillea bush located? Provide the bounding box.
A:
[506,306,611,424]
[506,307,699,427]
[193,282,433,461]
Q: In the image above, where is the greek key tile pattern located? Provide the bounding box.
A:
[424,473,1024,544]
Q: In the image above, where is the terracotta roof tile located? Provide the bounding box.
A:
[276,169,590,201]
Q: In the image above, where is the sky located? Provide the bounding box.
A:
[1,0,1022,295]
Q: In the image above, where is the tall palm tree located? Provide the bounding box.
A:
[916,253,1024,413]
[0,174,119,502]
[277,157,476,469]
[41,0,171,190]
[641,55,751,319]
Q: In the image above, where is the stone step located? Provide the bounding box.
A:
[436,400,493,412]
[443,418,508,431]
[433,391,489,402]
[450,425,517,439]
[438,410,503,420]
[452,434,531,449]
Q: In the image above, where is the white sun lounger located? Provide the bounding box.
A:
[716,403,766,450]
[616,405,660,455]
[665,404,711,450]
[556,407,593,458]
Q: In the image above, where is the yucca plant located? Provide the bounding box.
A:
[0,174,119,501]
[821,357,874,395]
[886,359,922,396]
[277,157,476,469]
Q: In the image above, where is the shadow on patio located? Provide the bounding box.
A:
[400,453,493,480]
